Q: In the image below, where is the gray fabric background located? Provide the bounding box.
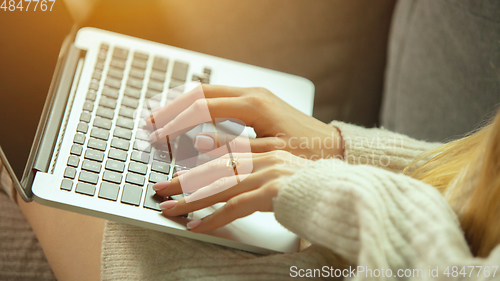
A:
[382,0,500,142]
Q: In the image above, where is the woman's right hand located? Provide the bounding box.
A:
[145,84,344,160]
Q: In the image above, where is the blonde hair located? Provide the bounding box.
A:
[404,110,500,257]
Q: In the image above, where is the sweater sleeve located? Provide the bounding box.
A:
[330,120,441,173]
[274,158,500,280]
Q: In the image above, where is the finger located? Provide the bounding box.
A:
[155,155,252,198]
[183,174,251,203]
[149,99,212,142]
[153,176,183,196]
[161,173,260,217]
[157,150,291,197]
[151,97,260,143]
[144,84,246,129]
[193,133,281,155]
[188,188,270,233]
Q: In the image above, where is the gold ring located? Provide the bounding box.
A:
[226,158,238,170]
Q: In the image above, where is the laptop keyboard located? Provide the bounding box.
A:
[60,43,212,211]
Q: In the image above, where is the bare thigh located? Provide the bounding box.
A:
[17,193,104,281]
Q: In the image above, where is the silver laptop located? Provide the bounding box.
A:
[0,26,314,254]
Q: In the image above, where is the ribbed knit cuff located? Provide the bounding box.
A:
[274,157,472,270]
[330,120,440,173]
[274,159,360,262]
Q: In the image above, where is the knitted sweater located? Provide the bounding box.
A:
[101,121,500,280]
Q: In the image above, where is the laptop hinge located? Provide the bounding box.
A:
[19,26,85,195]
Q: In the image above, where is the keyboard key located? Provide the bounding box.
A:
[102,88,119,99]
[149,172,167,183]
[110,137,130,151]
[64,167,76,179]
[93,117,112,130]
[143,183,162,211]
[105,159,125,173]
[83,101,94,112]
[76,122,88,134]
[152,57,168,72]
[129,68,145,80]
[107,68,124,80]
[96,107,114,119]
[133,52,148,61]
[90,128,110,140]
[125,172,145,186]
[171,61,189,81]
[95,61,104,70]
[134,140,151,153]
[67,156,80,167]
[73,133,85,145]
[131,60,147,70]
[99,97,117,109]
[114,127,132,140]
[151,161,170,174]
[128,162,147,175]
[75,182,96,196]
[121,184,143,206]
[121,97,139,109]
[99,182,120,201]
[145,90,160,100]
[203,68,211,75]
[98,52,107,61]
[113,47,129,60]
[110,60,126,70]
[169,79,184,89]
[92,71,102,81]
[89,82,99,91]
[131,150,149,164]
[135,129,151,141]
[116,117,134,130]
[103,170,122,184]
[82,160,102,173]
[148,80,164,92]
[119,107,135,118]
[79,171,99,185]
[84,149,104,162]
[153,150,171,162]
[150,70,166,82]
[87,138,107,151]
[127,78,143,89]
[70,144,83,156]
[108,149,127,162]
[60,179,73,191]
[124,87,141,99]
[105,77,122,89]
[80,111,91,123]
[86,91,97,101]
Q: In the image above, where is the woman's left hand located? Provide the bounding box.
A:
[153,150,310,233]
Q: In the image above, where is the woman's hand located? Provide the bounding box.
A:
[153,150,310,233]
[145,84,344,160]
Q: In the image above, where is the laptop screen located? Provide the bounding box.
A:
[0,4,72,182]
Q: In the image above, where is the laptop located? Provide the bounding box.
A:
[0,16,314,255]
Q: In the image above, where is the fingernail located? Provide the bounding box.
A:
[160,200,177,210]
[153,181,170,191]
[194,135,215,150]
[173,170,189,178]
[187,219,202,230]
